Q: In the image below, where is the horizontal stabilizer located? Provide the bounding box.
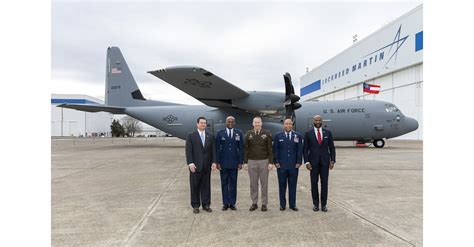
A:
[57,104,125,114]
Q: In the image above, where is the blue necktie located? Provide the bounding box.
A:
[200,132,205,146]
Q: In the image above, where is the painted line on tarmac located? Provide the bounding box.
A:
[185,214,197,243]
[298,178,415,246]
[51,162,111,181]
[329,199,415,246]
[125,164,185,245]
[51,149,152,182]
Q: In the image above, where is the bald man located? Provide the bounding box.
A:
[244,116,273,212]
[273,119,303,211]
[215,116,244,210]
[303,115,336,212]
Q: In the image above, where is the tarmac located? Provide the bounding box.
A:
[52,137,422,246]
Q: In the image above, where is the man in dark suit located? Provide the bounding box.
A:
[185,117,217,214]
[273,119,303,211]
[303,115,336,212]
[215,116,244,211]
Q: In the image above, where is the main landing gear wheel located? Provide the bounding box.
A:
[373,139,385,148]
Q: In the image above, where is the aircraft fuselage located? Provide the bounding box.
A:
[124,99,418,141]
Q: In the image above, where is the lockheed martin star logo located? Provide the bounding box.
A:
[365,24,409,66]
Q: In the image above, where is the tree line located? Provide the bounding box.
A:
[110,116,142,137]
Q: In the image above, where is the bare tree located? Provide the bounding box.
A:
[121,116,142,137]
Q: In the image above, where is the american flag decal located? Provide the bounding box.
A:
[111,67,122,74]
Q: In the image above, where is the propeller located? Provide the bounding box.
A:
[283,72,301,125]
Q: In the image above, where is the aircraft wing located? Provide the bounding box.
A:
[148,66,249,108]
[57,104,125,114]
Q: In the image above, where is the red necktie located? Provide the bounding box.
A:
[317,129,322,145]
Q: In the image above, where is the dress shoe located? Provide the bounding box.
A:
[193,208,200,214]
[203,206,212,212]
[249,204,258,211]
[322,206,327,212]
[230,205,237,210]
[290,207,299,211]
[313,206,319,212]
[280,207,286,211]
[261,205,268,211]
[222,205,229,211]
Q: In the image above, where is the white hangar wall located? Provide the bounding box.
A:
[51,94,112,137]
[300,4,423,140]
[51,94,165,137]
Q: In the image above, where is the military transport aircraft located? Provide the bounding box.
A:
[58,47,418,148]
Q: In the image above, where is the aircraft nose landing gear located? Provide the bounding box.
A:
[373,139,385,148]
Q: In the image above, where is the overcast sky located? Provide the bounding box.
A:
[52,0,422,105]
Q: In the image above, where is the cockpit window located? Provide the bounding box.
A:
[385,104,400,113]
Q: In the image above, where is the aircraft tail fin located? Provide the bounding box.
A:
[105,47,149,107]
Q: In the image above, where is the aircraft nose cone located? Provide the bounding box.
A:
[405,117,419,133]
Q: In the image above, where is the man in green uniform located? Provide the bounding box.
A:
[243,116,273,212]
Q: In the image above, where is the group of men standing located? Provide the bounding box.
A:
[185,115,336,214]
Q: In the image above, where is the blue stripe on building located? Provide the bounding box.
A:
[300,80,321,96]
[51,99,100,105]
[415,31,423,52]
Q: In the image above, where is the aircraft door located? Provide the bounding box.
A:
[206,119,215,134]
[307,118,313,131]
[392,114,400,134]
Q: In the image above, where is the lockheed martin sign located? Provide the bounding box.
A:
[301,5,423,99]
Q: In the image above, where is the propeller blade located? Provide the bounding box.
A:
[284,73,292,96]
[293,103,302,110]
[283,72,299,126]
[289,94,300,103]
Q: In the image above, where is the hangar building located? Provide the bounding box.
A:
[51,94,165,137]
[51,94,112,137]
[300,4,423,140]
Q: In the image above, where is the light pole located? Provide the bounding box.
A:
[61,107,64,137]
[84,112,87,137]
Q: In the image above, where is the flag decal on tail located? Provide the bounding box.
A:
[363,83,380,94]
[111,67,122,74]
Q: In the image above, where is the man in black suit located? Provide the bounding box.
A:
[186,117,217,214]
[303,115,336,212]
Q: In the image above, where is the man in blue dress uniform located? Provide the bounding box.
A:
[273,118,303,211]
[216,116,244,210]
